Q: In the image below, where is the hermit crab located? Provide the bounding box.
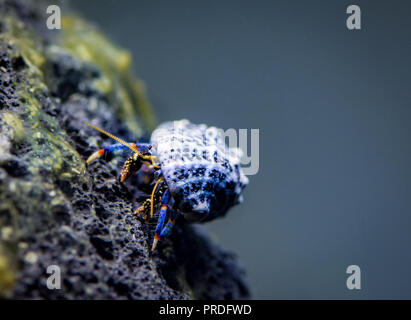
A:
[86,119,248,251]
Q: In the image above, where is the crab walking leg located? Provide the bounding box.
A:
[150,177,164,218]
[134,198,151,217]
[151,189,170,251]
[87,143,151,163]
[152,211,177,251]
[134,176,164,219]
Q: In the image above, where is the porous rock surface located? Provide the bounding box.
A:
[0,0,249,299]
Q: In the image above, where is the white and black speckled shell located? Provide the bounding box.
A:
[151,119,248,222]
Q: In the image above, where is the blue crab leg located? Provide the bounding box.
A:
[87,143,151,163]
[154,213,176,251]
[152,189,170,251]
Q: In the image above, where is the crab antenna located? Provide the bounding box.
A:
[86,122,142,157]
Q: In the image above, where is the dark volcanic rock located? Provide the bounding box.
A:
[0,0,249,299]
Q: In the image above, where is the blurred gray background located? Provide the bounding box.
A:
[71,0,411,299]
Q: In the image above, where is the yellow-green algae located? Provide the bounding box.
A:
[0,247,15,296]
[2,16,45,73]
[2,112,24,142]
[0,16,85,295]
[0,15,87,179]
[60,16,156,135]
[0,11,156,296]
